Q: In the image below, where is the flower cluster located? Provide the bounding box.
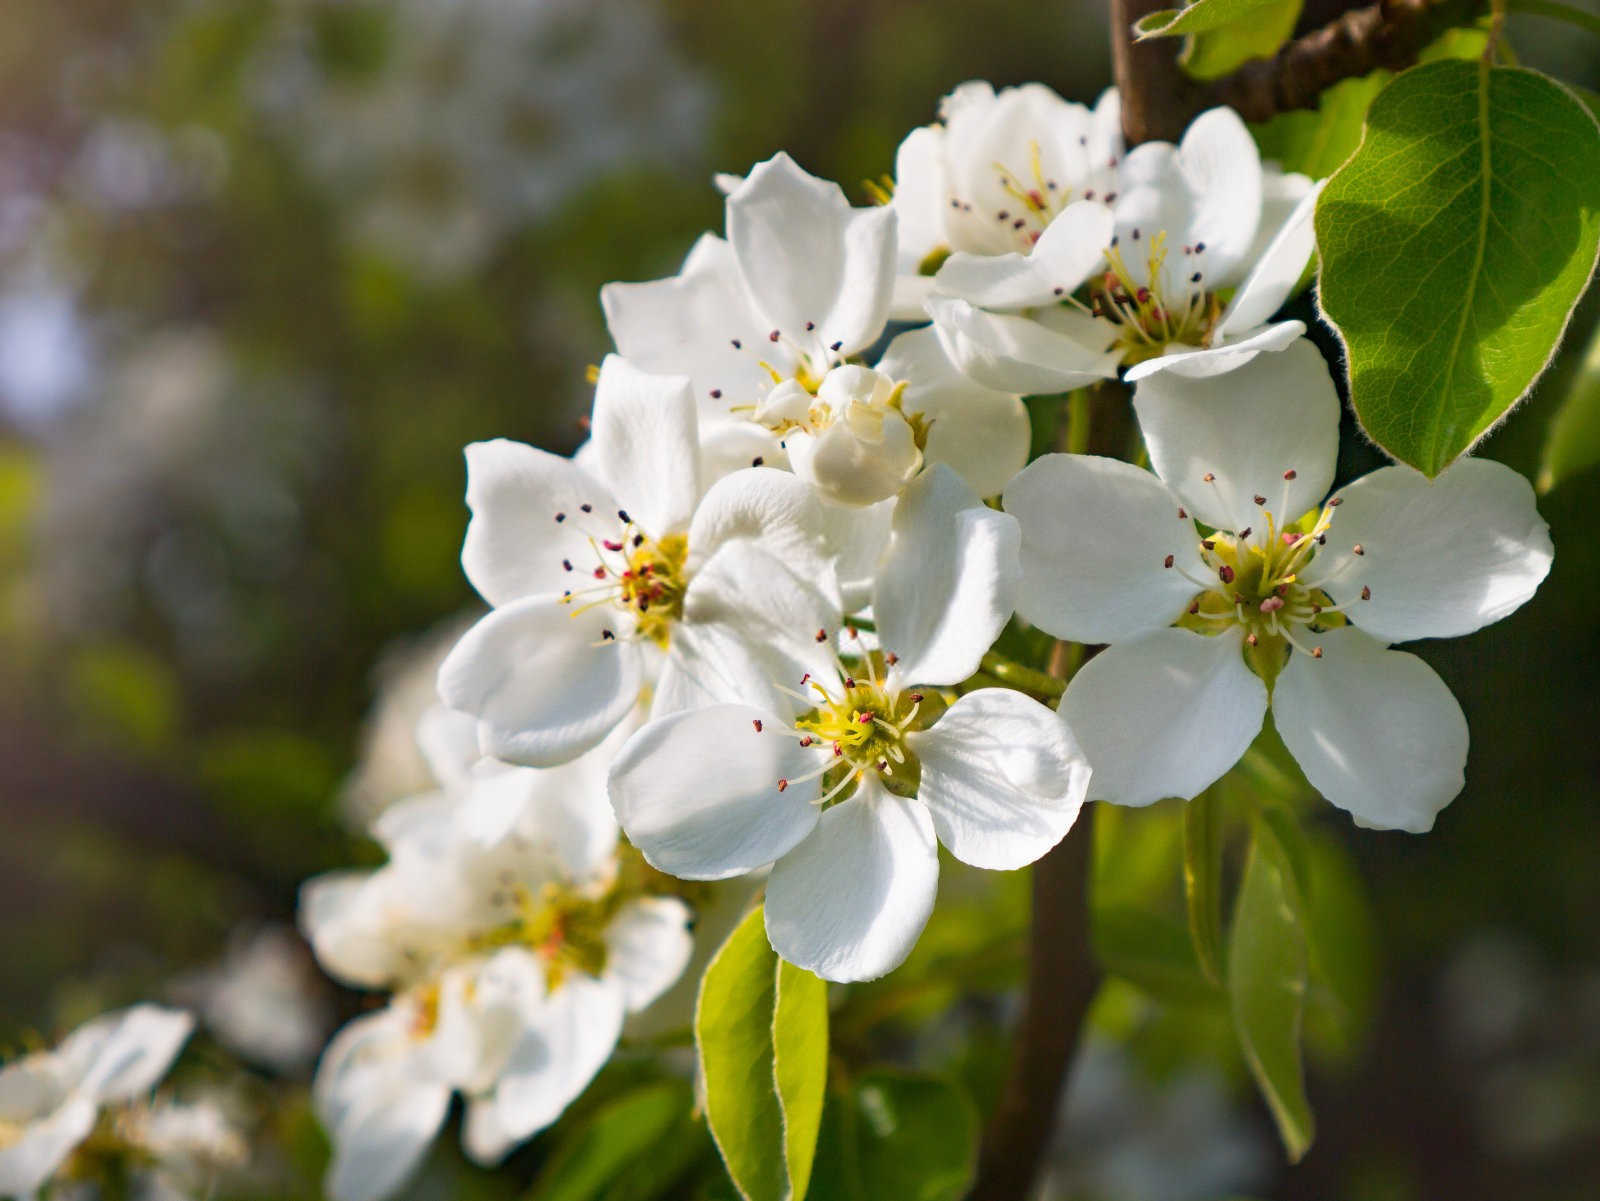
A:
[6,78,1555,1201]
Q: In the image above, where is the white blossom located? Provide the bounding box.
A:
[436,353,840,767]
[609,467,1090,980]
[1003,341,1553,830]
[303,743,692,1201]
[0,1006,194,1199]
[917,90,1315,392]
[602,154,1030,504]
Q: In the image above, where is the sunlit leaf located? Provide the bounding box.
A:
[1229,817,1314,1161]
[1317,61,1600,476]
[695,905,828,1201]
[1180,0,1301,81]
[1539,321,1600,491]
[1134,0,1289,38]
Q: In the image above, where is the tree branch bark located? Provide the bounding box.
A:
[1112,0,1203,142]
[967,806,1098,1201]
[1204,0,1485,122]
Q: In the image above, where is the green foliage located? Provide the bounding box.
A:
[695,906,828,1201]
[1229,817,1314,1162]
[1094,905,1223,1006]
[1317,60,1600,476]
[64,644,183,754]
[1133,0,1291,38]
[527,1080,702,1201]
[1181,0,1302,81]
[808,1071,978,1201]
[1540,321,1600,491]
[1183,790,1227,986]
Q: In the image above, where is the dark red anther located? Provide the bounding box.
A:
[710,389,722,399]
[1253,495,1267,506]
[769,330,781,342]
[1163,554,1175,569]
[815,628,828,643]
[592,567,606,579]
[777,779,789,792]
[1361,585,1372,600]
[1218,565,1235,584]
[1283,469,1297,480]
[603,539,624,552]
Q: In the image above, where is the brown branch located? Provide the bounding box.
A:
[1113,0,1204,142]
[967,805,1099,1201]
[1205,0,1486,122]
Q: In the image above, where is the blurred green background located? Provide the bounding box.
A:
[0,1,1596,1199]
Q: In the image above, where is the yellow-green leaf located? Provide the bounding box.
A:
[1539,321,1600,491]
[1229,817,1315,1161]
[1317,61,1600,476]
[1183,790,1227,986]
[695,905,828,1201]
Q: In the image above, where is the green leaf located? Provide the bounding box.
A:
[1183,791,1227,986]
[1229,818,1315,1161]
[1093,905,1225,1006]
[1317,61,1600,476]
[695,905,829,1201]
[1180,0,1302,81]
[1540,321,1600,491]
[1134,0,1286,38]
[774,960,828,1199]
[529,1081,696,1201]
[808,1072,979,1201]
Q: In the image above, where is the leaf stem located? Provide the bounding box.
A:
[977,652,1067,699]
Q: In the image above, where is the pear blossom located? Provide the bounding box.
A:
[303,747,693,1201]
[1003,341,1553,831]
[601,153,1030,503]
[922,98,1316,393]
[889,81,1123,318]
[0,1005,194,1199]
[436,353,840,767]
[609,466,1091,981]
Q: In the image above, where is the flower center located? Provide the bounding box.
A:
[768,648,939,803]
[1167,484,1370,683]
[556,504,689,648]
[469,880,614,991]
[949,139,1120,254]
[1091,231,1222,364]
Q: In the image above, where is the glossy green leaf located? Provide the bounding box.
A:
[1229,818,1315,1161]
[1539,321,1600,491]
[1134,0,1286,38]
[529,1081,695,1201]
[1183,791,1227,986]
[1317,61,1600,476]
[808,1071,979,1201]
[1180,0,1301,81]
[695,905,829,1201]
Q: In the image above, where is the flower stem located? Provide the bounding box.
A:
[977,652,1067,699]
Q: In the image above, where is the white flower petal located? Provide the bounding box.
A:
[460,440,618,607]
[667,541,840,713]
[927,293,1119,394]
[600,234,775,409]
[80,1005,194,1103]
[1062,627,1267,806]
[462,1097,520,1168]
[820,496,896,612]
[934,201,1112,309]
[1170,106,1264,287]
[891,125,949,273]
[1122,319,1305,382]
[1133,336,1339,535]
[323,1081,451,1201]
[298,870,408,989]
[877,326,1029,498]
[1215,182,1321,339]
[911,689,1089,870]
[726,153,895,356]
[875,465,1019,686]
[438,596,645,768]
[0,1096,97,1197]
[686,466,835,592]
[603,897,695,1012]
[493,975,624,1140]
[1004,453,1204,644]
[765,780,939,981]
[589,355,702,537]
[1273,628,1468,832]
[414,704,481,791]
[1300,458,1553,644]
[609,704,821,879]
